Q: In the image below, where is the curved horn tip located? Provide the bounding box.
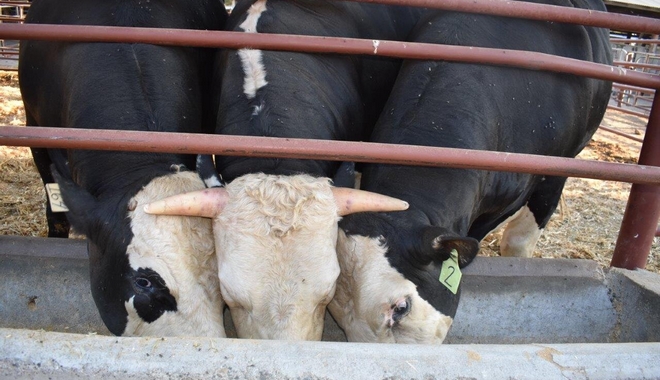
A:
[333,187,411,216]
[142,187,230,218]
[143,203,163,215]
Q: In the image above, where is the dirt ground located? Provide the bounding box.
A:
[0,70,658,272]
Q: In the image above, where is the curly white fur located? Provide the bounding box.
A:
[215,173,341,340]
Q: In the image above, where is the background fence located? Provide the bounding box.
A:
[0,0,658,269]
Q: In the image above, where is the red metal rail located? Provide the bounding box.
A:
[612,94,660,269]
[1,126,659,185]
[353,0,660,34]
[613,83,656,95]
[613,61,660,71]
[608,84,652,128]
[1,23,659,90]
[599,125,645,143]
[611,38,660,44]
[0,16,22,22]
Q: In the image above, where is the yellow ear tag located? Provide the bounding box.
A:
[45,183,69,213]
[439,249,462,294]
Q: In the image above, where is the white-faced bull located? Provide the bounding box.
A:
[186,0,423,340]
[330,0,613,343]
[18,0,228,336]
[144,172,409,340]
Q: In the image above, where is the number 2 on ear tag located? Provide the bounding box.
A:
[439,249,462,294]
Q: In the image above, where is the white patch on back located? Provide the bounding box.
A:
[214,173,341,340]
[252,103,264,116]
[124,171,225,337]
[203,175,223,188]
[329,230,453,344]
[238,0,268,99]
[500,205,543,258]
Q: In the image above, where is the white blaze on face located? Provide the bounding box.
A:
[124,171,225,337]
[238,0,268,99]
[329,230,453,344]
[215,173,341,340]
[500,205,542,258]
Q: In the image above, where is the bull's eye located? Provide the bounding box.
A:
[135,277,152,289]
[393,302,408,316]
[392,297,411,322]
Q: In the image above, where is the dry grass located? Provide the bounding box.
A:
[0,70,658,272]
[0,71,48,237]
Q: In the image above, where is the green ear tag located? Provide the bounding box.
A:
[439,249,462,294]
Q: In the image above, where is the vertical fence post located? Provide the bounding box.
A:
[611,93,660,269]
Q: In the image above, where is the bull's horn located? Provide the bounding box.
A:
[331,187,409,216]
[143,187,229,218]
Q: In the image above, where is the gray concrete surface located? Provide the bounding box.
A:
[1,328,659,380]
[1,236,660,378]
[0,238,107,335]
[446,258,619,344]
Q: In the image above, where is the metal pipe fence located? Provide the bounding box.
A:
[0,1,28,70]
[0,0,658,269]
[599,125,645,143]
[2,126,659,184]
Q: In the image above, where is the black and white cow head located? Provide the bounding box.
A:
[52,166,225,337]
[331,216,479,343]
[144,172,409,340]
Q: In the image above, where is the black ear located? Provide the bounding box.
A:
[332,161,356,189]
[47,148,71,181]
[50,163,98,238]
[418,226,479,268]
[196,154,225,188]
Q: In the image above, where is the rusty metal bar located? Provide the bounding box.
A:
[599,125,645,143]
[0,16,22,22]
[1,24,659,90]
[611,38,660,44]
[348,0,660,34]
[0,0,656,33]
[613,61,660,71]
[613,83,656,94]
[607,105,650,119]
[1,126,659,185]
[612,93,660,269]
[610,103,651,117]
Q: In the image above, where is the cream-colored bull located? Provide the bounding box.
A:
[144,173,408,340]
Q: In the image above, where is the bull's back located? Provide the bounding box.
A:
[20,0,226,131]
[374,0,611,158]
[214,0,424,181]
[361,0,612,231]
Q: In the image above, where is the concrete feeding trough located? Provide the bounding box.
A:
[1,235,659,379]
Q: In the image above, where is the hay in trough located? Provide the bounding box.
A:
[0,70,658,272]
